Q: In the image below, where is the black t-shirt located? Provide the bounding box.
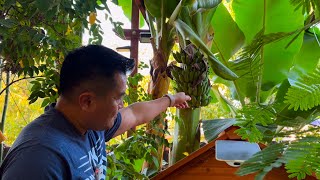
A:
[0,104,122,180]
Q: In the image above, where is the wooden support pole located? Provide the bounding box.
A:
[127,0,140,137]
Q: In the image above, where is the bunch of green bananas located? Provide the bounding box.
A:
[170,44,212,108]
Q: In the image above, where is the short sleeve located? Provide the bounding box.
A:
[1,145,69,180]
[104,113,122,142]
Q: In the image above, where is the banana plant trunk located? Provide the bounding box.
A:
[171,108,201,164]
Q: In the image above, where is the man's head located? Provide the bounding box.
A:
[58,45,134,131]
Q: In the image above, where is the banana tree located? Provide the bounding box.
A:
[112,0,239,167]
[167,0,240,163]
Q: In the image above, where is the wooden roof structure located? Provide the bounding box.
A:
[152,127,317,180]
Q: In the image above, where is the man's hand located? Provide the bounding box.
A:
[171,92,191,109]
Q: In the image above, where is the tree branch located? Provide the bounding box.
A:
[0,76,44,96]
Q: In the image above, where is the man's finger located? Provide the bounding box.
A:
[176,105,182,108]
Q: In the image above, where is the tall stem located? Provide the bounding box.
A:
[170,108,201,164]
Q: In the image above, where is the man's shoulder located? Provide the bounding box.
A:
[15,114,65,141]
[10,113,76,158]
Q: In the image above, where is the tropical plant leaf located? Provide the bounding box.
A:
[145,0,180,19]
[275,104,320,129]
[285,67,320,111]
[289,33,320,81]
[178,6,197,34]
[194,0,221,11]
[112,0,145,28]
[232,0,305,90]
[211,3,245,62]
[191,0,221,14]
[228,55,261,101]
[211,85,235,114]
[144,0,161,18]
[230,30,299,100]
[202,118,236,142]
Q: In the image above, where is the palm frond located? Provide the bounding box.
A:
[285,68,320,111]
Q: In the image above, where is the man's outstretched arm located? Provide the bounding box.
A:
[114,92,191,137]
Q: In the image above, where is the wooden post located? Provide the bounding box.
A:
[127,0,140,137]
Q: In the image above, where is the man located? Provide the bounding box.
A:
[0,45,191,179]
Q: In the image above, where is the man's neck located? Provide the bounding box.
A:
[55,97,87,135]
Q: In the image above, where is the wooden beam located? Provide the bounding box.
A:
[130,0,139,75]
[134,0,147,22]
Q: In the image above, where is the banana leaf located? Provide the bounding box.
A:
[211,3,245,62]
[232,0,304,90]
[202,118,236,142]
[289,33,320,81]
[112,0,146,28]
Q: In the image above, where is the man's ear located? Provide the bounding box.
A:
[78,92,96,112]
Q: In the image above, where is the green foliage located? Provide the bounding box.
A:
[235,104,276,142]
[106,128,160,180]
[237,136,320,180]
[285,67,320,111]
[284,137,320,179]
[232,77,320,179]
[28,69,59,106]
[290,0,320,17]
[289,32,320,80]
[107,65,170,179]
[211,3,245,62]
[125,62,151,105]
[111,0,145,28]
[232,0,304,90]
[0,0,111,105]
[0,76,43,146]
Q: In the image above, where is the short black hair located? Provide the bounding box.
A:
[59,45,134,97]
